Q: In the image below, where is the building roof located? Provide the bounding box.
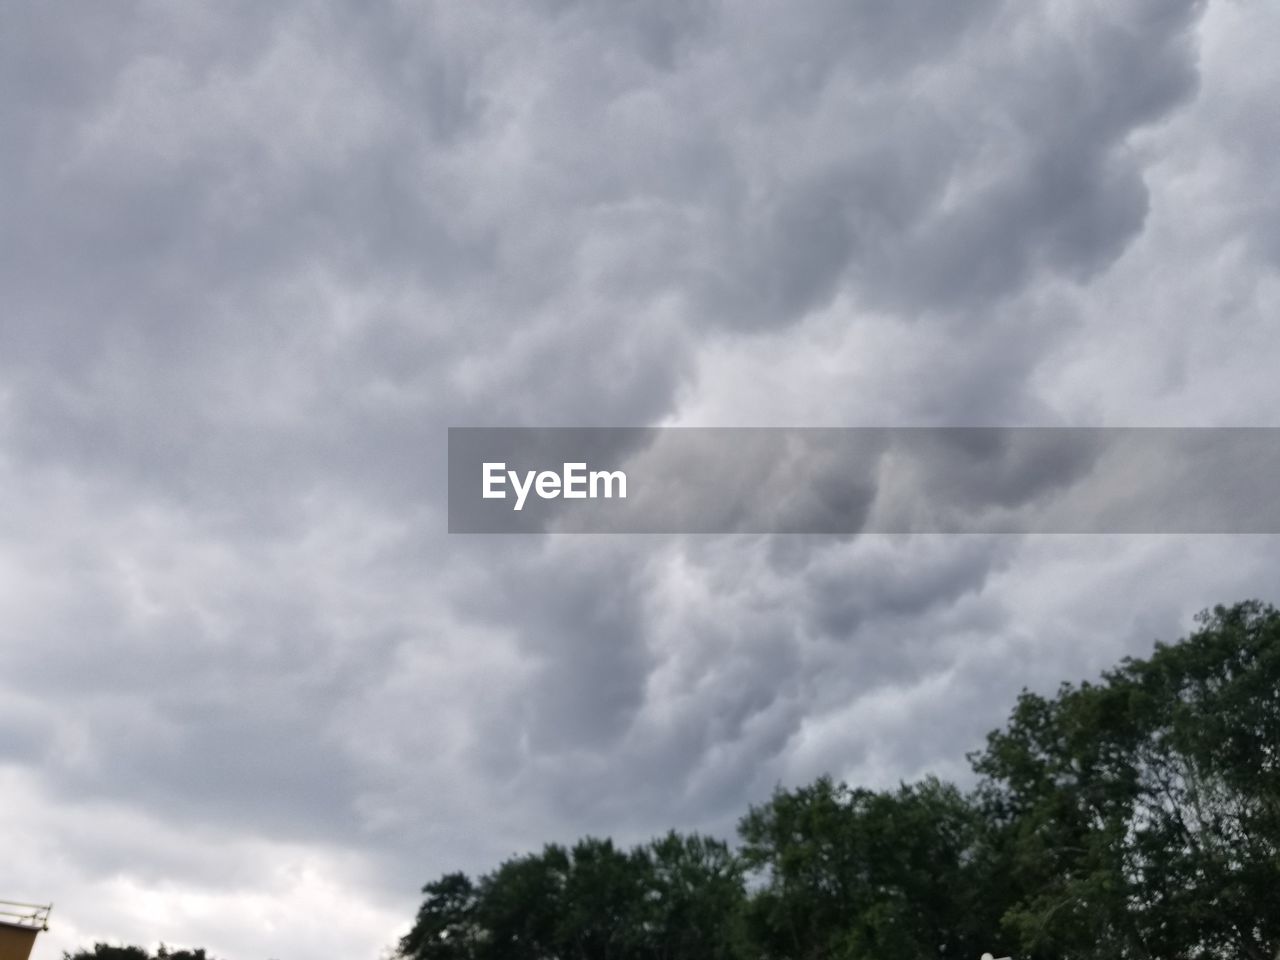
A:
[0,901,50,932]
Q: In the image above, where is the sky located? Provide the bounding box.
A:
[2,1,1279,957]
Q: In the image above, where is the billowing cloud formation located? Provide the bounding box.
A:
[2,1,1280,958]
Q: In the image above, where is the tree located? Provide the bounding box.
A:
[973,600,1280,959]
[156,950,212,960]
[400,836,748,960]
[554,837,652,960]
[738,776,994,960]
[63,948,212,960]
[398,601,1280,960]
[642,832,747,960]
[398,872,482,960]
[473,843,571,960]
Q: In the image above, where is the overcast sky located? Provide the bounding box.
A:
[3,2,1279,958]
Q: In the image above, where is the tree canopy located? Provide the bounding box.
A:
[63,947,214,960]
[399,601,1280,960]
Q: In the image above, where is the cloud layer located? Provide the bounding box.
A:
[3,1,1280,957]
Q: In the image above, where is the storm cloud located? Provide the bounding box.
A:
[2,1,1279,958]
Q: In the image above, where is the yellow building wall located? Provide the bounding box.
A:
[0,923,39,960]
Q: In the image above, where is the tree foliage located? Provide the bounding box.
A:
[400,833,746,960]
[739,776,997,960]
[972,600,1280,959]
[63,947,213,960]
[400,602,1280,960]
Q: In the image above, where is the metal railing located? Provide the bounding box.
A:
[0,900,51,930]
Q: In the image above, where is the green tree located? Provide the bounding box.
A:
[974,601,1280,959]
[473,843,571,960]
[554,837,651,960]
[400,835,747,960]
[63,949,150,960]
[63,948,212,960]
[642,832,747,960]
[156,949,212,960]
[398,600,1280,960]
[738,776,992,960]
[398,872,481,960]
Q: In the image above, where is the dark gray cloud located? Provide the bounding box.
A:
[1,0,1279,957]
